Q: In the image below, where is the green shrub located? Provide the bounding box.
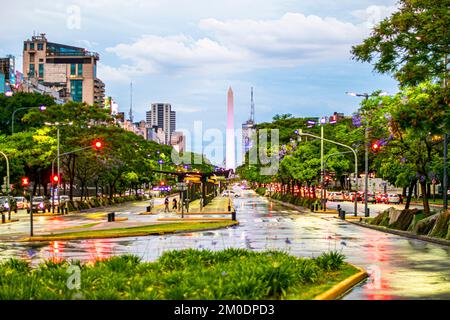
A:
[0,249,348,300]
[314,251,345,271]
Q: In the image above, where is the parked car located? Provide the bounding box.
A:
[376,193,388,204]
[362,193,377,203]
[30,196,51,213]
[0,197,18,213]
[387,194,401,205]
[327,192,344,201]
[350,192,363,202]
[14,196,29,209]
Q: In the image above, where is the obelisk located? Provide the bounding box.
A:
[226,87,236,170]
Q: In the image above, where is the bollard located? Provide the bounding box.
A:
[341,210,346,220]
[111,212,115,222]
[310,204,315,212]
[1,214,5,224]
[231,211,236,221]
[315,203,319,211]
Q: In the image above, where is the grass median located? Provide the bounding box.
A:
[0,249,362,300]
[25,220,238,241]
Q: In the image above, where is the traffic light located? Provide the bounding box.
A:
[92,139,104,150]
[160,180,165,186]
[21,177,30,187]
[51,174,59,184]
[371,141,380,152]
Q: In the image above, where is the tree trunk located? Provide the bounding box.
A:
[405,178,417,210]
[420,180,431,216]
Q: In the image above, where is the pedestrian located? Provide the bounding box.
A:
[164,196,170,213]
[172,198,178,211]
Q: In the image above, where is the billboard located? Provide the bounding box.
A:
[0,72,5,94]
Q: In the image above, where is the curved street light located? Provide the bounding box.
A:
[11,105,47,134]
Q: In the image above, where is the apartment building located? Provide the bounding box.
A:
[22,33,105,106]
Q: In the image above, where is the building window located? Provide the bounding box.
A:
[24,43,27,51]
[37,43,44,51]
[30,43,35,50]
[77,63,83,76]
[29,53,35,62]
[70,64,76,75]
[70,80,83,102]
[38,64,44,78]
[29,64,35,77]
[93,64,97,78]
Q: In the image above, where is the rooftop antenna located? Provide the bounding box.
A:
[250,87,255,123]
[129,81,133,123]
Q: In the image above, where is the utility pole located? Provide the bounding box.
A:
[129,81,133,123]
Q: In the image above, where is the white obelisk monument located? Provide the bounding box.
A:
[226,87,236,170]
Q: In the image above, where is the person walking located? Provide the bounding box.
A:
[164,196,170,213]
[172,198,178,211]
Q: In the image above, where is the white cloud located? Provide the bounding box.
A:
[351,5,397,27]
[103,7,394,79]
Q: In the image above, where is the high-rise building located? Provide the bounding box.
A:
[170,131,186,153]
[226,87,236,170]
[22,33,105,106]
[242,87,256,163]
[146,103,176,145]
[0,55,15,85]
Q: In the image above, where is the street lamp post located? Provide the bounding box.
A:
[296,130,358,216]
[443,55,448,210]
[11,105,46,134]
[346,92,371,217]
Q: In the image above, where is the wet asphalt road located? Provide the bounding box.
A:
[0,191,449,299]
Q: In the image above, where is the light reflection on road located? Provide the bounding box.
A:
[0,192,449,299]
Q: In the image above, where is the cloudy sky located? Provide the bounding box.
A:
[1,0,400,164]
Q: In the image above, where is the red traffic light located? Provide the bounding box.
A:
[51,174,59,184]
[160,181,165,186]
[371,142,380,152]
[92,139,103,150]
[21,177,30,187]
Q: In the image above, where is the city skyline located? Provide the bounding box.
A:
[0,0,399,156]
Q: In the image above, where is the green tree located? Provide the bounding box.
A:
[351,0,450,86]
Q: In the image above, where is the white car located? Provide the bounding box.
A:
[51,195,70,206]
[222,190,239,197]
[387,194,401,204]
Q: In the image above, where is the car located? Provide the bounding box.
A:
[222,190,240,197]
[51,195,70,206]
[363,193,377,203]
[350,192,363,202]
[387,194,401,205]
[14,196,28,209]
[30,196,51,213]
[0,197,18,213]
[333,192,345,201]
[376,193,388,204]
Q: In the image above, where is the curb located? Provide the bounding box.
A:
[268,198,309,213]
[349,221,450,247]
[314,264,368,300]
[20,221,239,242]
